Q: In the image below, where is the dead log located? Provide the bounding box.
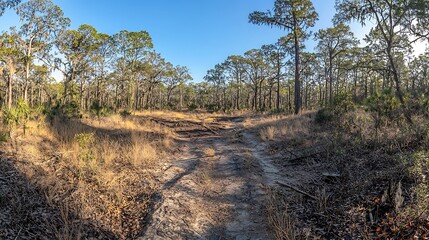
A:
[322,172,341,183]
[276,181,318,200]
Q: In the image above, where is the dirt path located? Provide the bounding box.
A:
[139,117,280,239]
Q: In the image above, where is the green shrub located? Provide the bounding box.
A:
[90,101,113,118]
[408,94,429,116]
[331,91,355,115]
[46,101,81,120]
[0,132,9,142]
[188,103,198,111]
[366,89,401,117]
[75,132,96,161]
[120,109,132,117]
[270,108,284,114]
[315,108,334,124]
[61,101,81,118]
[206,104,218,112]
[2,99,31,134]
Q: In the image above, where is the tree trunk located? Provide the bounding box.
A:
[7,73,13,110]
[276,55,281,111]
[329,52,333,103]
[180,87,183,110]
[80,80,84,110]
[23,39,33,103]
[293,17,301,114]
[259,79,263,110]
[236,72,241,110]
[253,84,258,111]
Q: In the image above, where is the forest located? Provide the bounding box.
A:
[0,0,428,115]
[1,0,429,239]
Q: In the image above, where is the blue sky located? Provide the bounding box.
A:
[0,0,372,82]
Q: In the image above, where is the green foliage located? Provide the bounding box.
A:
[2,99,31,130]
[316,91,355,125]
[0,0,21,16]
[90,101,113,118]
[188,103,198,111]
[270,108,281,114]
[315,108,334,124]
[408,94,429,116]
[0,131,10,142]
[366,89,401,117]
[75,132,96,174]
[205,104,219,112]
[120,109,132,117]
[47,101,81,119]
[28,105,46,123]
[331,91,355,114]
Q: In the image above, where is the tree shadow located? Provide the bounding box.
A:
[0,153,116,239]
[138,124,272,239]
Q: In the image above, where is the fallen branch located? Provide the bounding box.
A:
[283,151,325,163]
[201,123,218,135]
[276,181,318,200]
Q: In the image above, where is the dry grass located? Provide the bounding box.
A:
[266,187,298,240]
[0,113,176,238]
[203,147,216,157]
[315,187,329,212]
[255,112,314,146]
[260,126,276,141]
[83,114,174,138]
[128,134,158,168]
[243,149,254,170]
[135,110,219,123]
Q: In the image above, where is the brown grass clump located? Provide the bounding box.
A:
[203,147,216,157]
[128,134,158,168]
[253,112,314,145]
[243,149,254,170]
[260,126,276,141]
[266,187,298,240]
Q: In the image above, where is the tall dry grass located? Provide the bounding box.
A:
[257,113,313,144]
[1,113,175,238]
[134,110,223,124]
[266,187,298,240]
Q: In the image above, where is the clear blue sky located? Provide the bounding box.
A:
[0,0,370,82]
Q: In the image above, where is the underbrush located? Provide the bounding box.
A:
[256,108,429,239]
[0,112,175,239]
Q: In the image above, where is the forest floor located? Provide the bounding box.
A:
[1,111,428,239]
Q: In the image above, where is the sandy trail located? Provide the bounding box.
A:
[139,117,281,239]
